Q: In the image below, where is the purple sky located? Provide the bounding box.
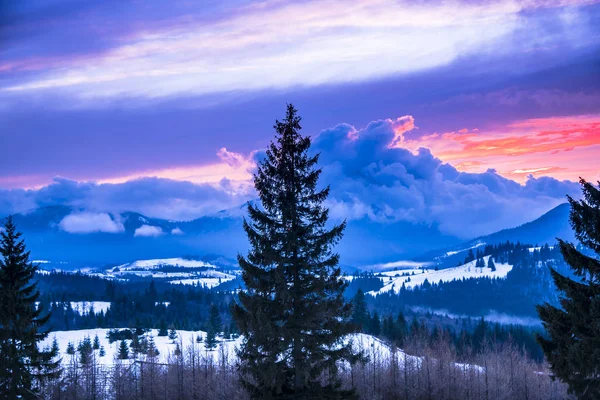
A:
[1,0,599,236]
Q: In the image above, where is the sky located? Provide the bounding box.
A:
[1,0,599,237]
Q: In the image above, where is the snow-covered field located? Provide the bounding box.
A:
[36,301,112,315]
[69,301,111,315]
[169,277,235,288]
[38,257,240,288]
[41,329,407,367]
[112,258,217,271]
[370,256,512,295]
[40,328,485,375]
[41,329,237,365]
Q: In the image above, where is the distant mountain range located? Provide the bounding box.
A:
[424,203,574,268]
[4,202,574,269]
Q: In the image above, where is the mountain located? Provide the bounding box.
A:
[475,203,574,247]
[7,203,570,268]
[5,205,463,268]
[8,206,246,267]
[424,203,574,268]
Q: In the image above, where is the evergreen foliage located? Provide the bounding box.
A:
[487,257,496,272]
[537,179,600,399]
[205,304,221,350]
[232,105,360,399]
[118,340,129,360]
[158,319,168,336]
[0,216,60,399]
[66,342,75,356]
[93,334,101,350]
[351,290,369,332]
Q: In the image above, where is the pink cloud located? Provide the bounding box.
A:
[400,114,600,182]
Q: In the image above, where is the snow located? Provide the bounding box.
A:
[41,329,237,365]
[36,301,111,315]
[41,329,411,367]
[169,277,235,288]
[40,328,482,373]
[113,258,217,271]
[444,242,486,257]
[370,256,512,295]
[69,301,111,315]
[365,260,434,271]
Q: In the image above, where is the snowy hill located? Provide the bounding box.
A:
[40,328,417,367]
[368,256,512,295]
[90,258,238,288]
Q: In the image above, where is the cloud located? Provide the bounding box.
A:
[59,212,124,234]
[311,117,580,238]
[0,113,585,240]
[0,176,254,221]
[2,0,597,102]
[134,225,164,237]
[401,113,600,182]
[171,227,184,235]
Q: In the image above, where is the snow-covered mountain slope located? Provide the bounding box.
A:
[40,257,240,288]
[112,257,217,271]
[369,256,512,295]
[40,328,413,367]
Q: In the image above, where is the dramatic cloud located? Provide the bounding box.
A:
[59,212,124,234]
[0,114,585,239]
[134,225,164,237]
[311,117,580,238]
[0,177,254,221]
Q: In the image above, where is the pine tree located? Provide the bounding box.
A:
[78,336,93,365]
[209,304,222,335]
[351,289,369,332]
[146,336,159,358]
[66,342,76,356]
[158,319,168,337]
[231,104,360,399]
[204,329,217,350]
[168,328,178,342]
[118,340,129,360]
[205,304,223,350]
[537,179,600,399]
[487,257,496,272]
[0,216,60,399]
[99,346,106,358]
[93,334,101,350]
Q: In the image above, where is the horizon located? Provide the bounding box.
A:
[2,0,599,241]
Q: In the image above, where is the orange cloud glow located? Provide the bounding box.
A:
[401,114,600,182]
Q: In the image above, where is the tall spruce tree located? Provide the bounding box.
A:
[0,216,60,399]
[537,179,600,400]
[232,104,360,399]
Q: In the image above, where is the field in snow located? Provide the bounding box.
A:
[112,258,217,271]
[39,257,240,288]
[41,328,414,367]
[41,328,484,374]
[370,256,512,295]
[36,301,112,315]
